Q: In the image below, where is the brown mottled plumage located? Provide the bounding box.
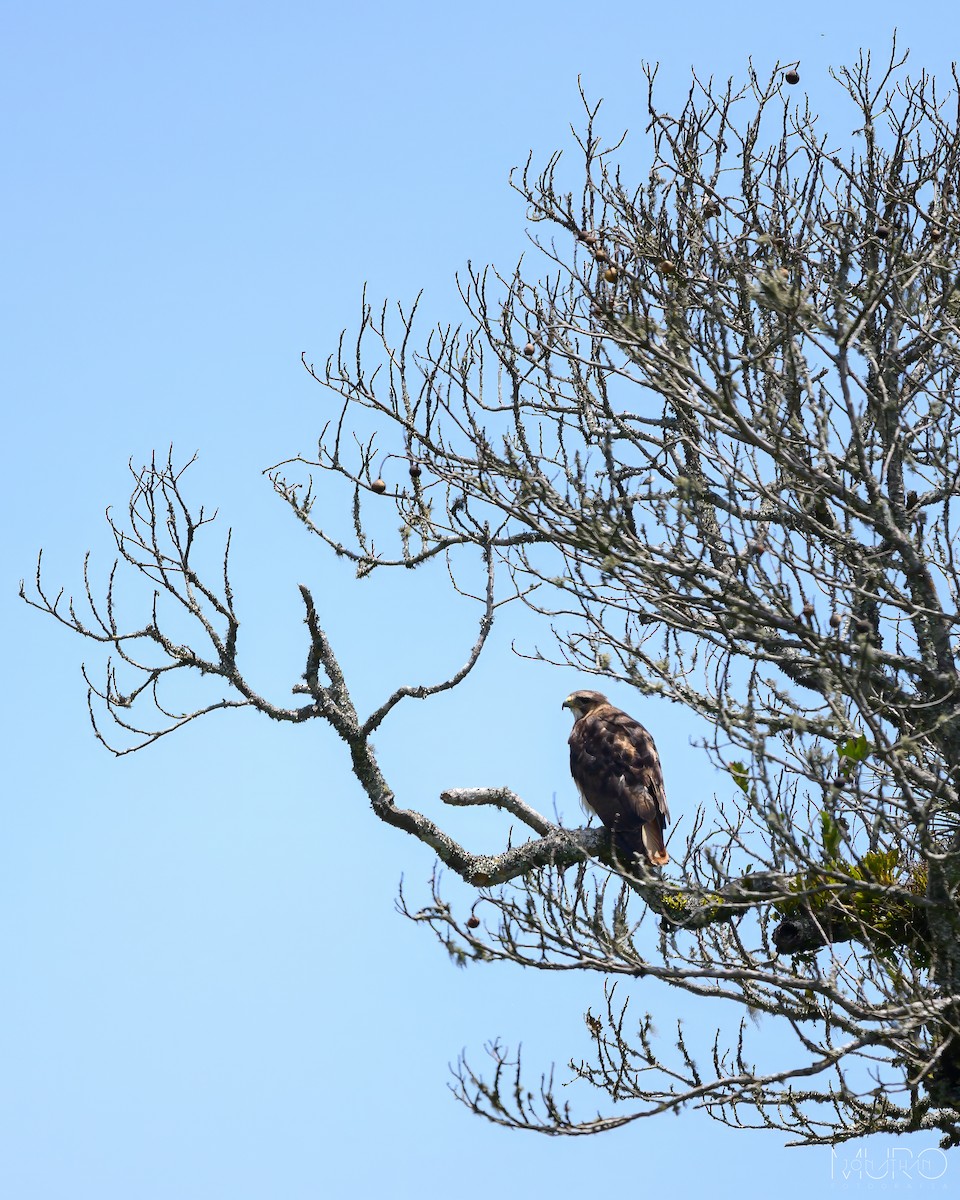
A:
[562,690,670,867]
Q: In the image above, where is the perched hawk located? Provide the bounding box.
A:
[562,690,670,867]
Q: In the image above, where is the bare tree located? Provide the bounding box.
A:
[23,41,960,1147]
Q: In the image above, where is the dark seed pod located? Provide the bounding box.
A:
[371,478,387,494]
[466,916,480,929]
[785,70,800,85]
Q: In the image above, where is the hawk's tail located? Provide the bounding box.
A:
[614,826,669,869]
[641,821,669,866]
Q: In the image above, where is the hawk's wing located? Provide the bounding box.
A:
[569,703,669,865]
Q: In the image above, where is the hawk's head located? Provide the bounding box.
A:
[562,690,610,721]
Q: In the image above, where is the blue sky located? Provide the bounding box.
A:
[4,3,958,1196]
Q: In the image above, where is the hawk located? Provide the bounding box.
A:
[562,690,670,867]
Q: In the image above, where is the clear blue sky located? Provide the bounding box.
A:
[4,3,957,1196]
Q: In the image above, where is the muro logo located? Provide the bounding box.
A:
[830,1144,949,1185]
